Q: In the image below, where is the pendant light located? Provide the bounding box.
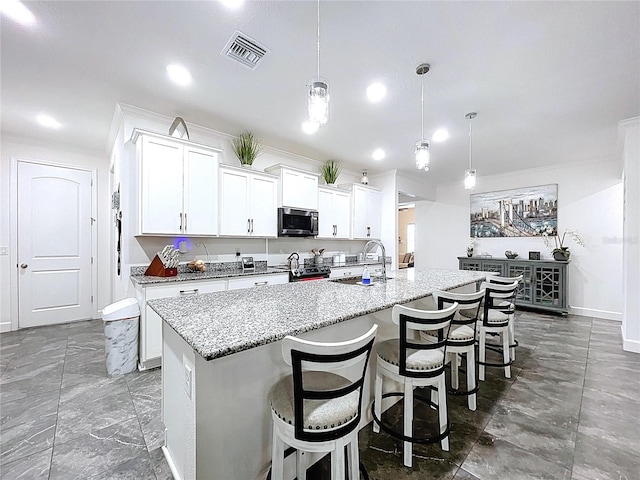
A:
[307,0,329,127]
[415,63,431,171]
[464,112,477,189]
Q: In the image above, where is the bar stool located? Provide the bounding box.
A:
[268,325,378,480]
[372,303,457,467]
[475,281,518,381]
[486,274,523,361]
[421,289,485,411]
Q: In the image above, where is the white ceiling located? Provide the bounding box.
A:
[2,1,639,185]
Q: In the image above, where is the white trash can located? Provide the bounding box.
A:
[102,298,140,375]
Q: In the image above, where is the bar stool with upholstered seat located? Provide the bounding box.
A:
[371,303,457,467]
[486,274,523,361]
[420,289,485,411]
[269,325,378,480]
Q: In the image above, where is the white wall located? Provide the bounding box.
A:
[620,118,640,352]
[0,136,111,330]
[370,170,398,270]
[416,157,624,318]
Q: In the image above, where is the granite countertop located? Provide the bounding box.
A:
[148,268,487,361]
[130,266,287,286]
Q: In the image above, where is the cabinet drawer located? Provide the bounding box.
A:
[145,280,227,300]
[329,266,364,279]
[227,273,289,290]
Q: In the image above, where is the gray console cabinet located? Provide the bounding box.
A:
[458,257,568,316]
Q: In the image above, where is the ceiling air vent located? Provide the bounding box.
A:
[221,31,268,70]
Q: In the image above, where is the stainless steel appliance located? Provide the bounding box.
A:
[277,208,319,237]
[289,265,331,282]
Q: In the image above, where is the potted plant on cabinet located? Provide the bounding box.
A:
[320,160,341,185]
[232,131,262,168]
[541,226,585,260]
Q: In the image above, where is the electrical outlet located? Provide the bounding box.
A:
[0,246,7,256]
[184,363,193,399]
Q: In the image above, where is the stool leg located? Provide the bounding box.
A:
[437,376,449,451]
[271,428,284,480]
[347,438,359,480]
[479,329,486,381]
[373,369,382,434]
[403,379,413,467]
[509,318,516,361]
[451,352,459,389]
[331,441,346,480]
[502,330,511,379]
[467,347,477,411]
[296,450,307,480]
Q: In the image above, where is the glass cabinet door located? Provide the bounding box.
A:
[533,265,564,308]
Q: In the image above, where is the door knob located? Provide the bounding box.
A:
[20,263,28,269]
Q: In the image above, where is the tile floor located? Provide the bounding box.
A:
[1,311,639,479]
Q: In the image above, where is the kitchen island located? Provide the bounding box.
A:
[149,268,487,480]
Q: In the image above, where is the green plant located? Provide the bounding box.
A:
[541,226,585,253]
[231,131,262,166]
[320,160,341,184]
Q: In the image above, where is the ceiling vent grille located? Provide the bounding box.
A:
[221,31,267,69]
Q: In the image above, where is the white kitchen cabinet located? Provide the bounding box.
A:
[265,164,319,210]
[219,165,277,237]
[328,265,364,279]
[132,130,220,236]
[348,184,381,239]
[227,273,288,290]
[135,279,227,370]
[318,186,351,239]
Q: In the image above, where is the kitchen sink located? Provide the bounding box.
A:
[329,276,392,286]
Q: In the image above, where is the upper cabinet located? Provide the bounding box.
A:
[265,164,319,210]
[219,165,278,237]
[347,184,381,239]
[132,130,220,236]
[318,186,351,239]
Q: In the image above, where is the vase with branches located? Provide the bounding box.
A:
[541,226,585,260]
[231,131,262,167]
[320,160,341,184]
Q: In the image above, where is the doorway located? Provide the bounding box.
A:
[13,159,95,329]
[398,204,415,268]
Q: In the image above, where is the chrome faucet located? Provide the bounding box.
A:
[363,240,387,282]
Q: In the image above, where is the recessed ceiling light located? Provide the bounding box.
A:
[220,0,244,9]
[0,0,36,26]
[302,120,320,135]
[166,64,192,86]
[372,148,385,161]
[36,114,61,129]
[366,83,387,103]
[432,128,449,142]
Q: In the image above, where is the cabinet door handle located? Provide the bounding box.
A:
[180,213,183,231]
[179,289,199,295]
[251,219,254,233]
[254,281,268,286]
[247,219,251,233]
[184,213,187,231]
[367,226,371,237]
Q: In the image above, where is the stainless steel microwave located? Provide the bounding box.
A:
[277,208,319,237]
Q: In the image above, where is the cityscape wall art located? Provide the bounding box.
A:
[470,184,558,238]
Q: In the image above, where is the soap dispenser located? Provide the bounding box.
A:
[362,266,371,285]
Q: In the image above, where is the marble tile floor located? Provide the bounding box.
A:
[1,312,639,479]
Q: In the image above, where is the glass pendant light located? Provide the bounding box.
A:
[307,0,329,126]
[464,112,477,190]
[415,63,431,171]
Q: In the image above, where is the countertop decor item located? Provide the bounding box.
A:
[505,250,518,259]
[320,160,341,184]
[168,116,189,140]
[541,227,585,261]
[232,131,262,167]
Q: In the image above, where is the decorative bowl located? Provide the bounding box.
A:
[505,250,518,259]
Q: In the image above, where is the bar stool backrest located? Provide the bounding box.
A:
[433,289,485,328]
[281,325,378,442]
[479,281,518,327]
[392,303,457,379]
[487,274,523,285]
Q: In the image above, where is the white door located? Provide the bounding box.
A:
[352,186,369,239]
[219,168,250,236]
[140,135,183,234]
[333,191,351,239]
[250,175,277,237]
[184,146,218,235]
[17,161,93,328]
[317,188,335,238]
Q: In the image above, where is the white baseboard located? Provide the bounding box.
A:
[569,306,622,321]
[621,326,640,353]
[0,321,12,333]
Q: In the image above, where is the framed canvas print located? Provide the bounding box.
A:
[470,184,558,238]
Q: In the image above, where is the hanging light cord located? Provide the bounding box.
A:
[468,116,473,170]
[316,0,320,78]
[420,74,425,141]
